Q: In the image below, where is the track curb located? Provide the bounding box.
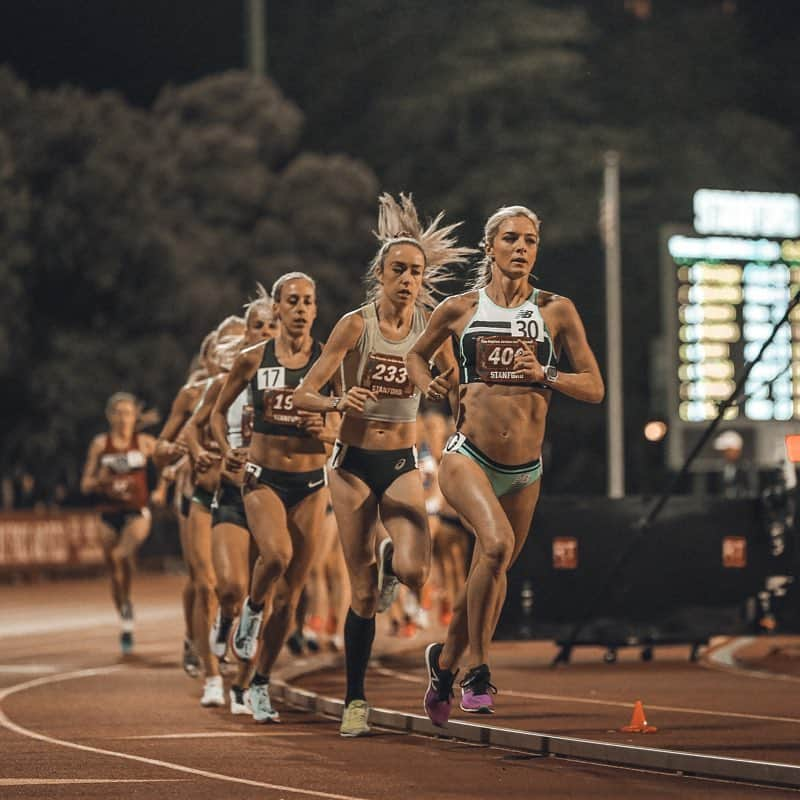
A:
[272,647,800,790]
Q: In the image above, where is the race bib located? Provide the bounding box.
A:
[364,352,414,398]
[475,336,532,384]
[257,366,286,390]
[109,476,134,499]
[263,387,302,427]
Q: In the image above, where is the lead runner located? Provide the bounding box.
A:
[406,204,604,724]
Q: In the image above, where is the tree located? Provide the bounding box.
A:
[0,68,379,493]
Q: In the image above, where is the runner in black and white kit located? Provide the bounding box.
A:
[406,205,604,724]
[212,272,338,723]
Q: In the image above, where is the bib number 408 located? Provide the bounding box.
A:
[486,345,520,366]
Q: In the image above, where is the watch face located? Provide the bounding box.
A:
[545,365,558,381]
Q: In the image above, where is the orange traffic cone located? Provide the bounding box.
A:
[620,700,657,733]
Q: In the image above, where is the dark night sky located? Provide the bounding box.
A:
[0,1,245,107]
[2,0,800,131]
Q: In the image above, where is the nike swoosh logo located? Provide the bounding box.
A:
[307,479,325,488]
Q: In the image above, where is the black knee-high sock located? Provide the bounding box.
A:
[344,608,375,704]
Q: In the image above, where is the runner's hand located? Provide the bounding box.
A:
[224,447,248,473]
[513,341,545,383]
[195,448,220,472]
[338,387,378,414]
[299,410,325,436]
[425,366,455,402]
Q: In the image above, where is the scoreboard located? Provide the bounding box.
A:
[662,190,800,468]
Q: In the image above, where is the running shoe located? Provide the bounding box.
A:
[182,638,201,678]
[459,664,496,714]
[229,685,253,716]
[119,602,134,654]
[339,699,370,737]
[209,608,234,659]
[232,598,264,661]
[376,538,400,613]
[250,683,280,723]
[414,607,431,630]
[286,631,304,655]
[303,627,320,653]
[120,631,134,655]
[119,601,134,629]
[200,675,225,707]
[423,642,456,727]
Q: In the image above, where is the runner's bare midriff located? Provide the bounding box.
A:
[458,383,550,465]
[249,432,328,472]
[339,414,417,450]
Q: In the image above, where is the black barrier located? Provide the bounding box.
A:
[496,494,798,650]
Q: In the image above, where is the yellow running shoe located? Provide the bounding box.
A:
[340,699,370,737]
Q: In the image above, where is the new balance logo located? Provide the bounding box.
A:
[516,309,534,319]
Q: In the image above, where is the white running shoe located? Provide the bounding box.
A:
[414,607,431,630]
[232,599,264,661]
[200,675,225,707]
[229,686,253,716]
[250,683,280,723]
[376,538,400,613]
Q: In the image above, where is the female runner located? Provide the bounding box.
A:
[212,272,337,723]
[406,205,604,724]
[293,194,471,736]
[80,392,157,654]
[180,318,246,706]
[183,287,277,713]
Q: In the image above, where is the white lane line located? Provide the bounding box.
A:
[121,731,313,739]
[0,665,60,674]
[0,607,181,639]
[0,666,370,800]
[704,637,800,684]
[0,779,185,786]
[374,665,800,726]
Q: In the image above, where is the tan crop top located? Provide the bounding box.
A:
[339,302,426,423]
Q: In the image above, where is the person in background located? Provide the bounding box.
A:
[713,430,758,499]
[80,392,157,654]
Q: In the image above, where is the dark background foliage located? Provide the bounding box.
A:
[0,0,798,496]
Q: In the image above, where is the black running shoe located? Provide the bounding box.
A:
[423,642,457,726]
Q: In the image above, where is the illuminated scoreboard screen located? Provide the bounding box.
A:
[663,190,800,467]
[669,235,800,422]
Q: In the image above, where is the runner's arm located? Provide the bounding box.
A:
[210,347,260,457]
[293,313,377,414]
[550,298,605,404]
[79,436,104,495]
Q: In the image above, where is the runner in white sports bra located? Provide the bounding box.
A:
[293,194,472,737]
[406,205,604,725]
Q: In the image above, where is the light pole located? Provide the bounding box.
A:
[603,150,625,498]
[244,0,267,76]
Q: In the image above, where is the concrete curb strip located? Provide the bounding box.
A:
[271,669,800,790]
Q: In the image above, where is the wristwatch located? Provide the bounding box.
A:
[544,365,558,383]
[330,396,342,411]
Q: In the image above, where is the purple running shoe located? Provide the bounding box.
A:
[423,642,456,727]
[459,664,496,714]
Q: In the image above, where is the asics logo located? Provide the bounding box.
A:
[394,459,406,471]
[307,478,325,488]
